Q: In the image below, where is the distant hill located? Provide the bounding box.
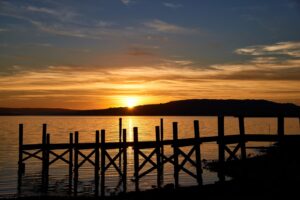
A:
[0,99,299,116]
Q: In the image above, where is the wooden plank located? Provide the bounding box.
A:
[21,134,300,152]
[104,151,123,176]
[49,149,69,165]
[77,150,95,168]
[225,144,240,161]
[178,148,196,168]
[22,150,43,161]
[138,149,156,171]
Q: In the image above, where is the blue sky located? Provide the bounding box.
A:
[1,0,300,108]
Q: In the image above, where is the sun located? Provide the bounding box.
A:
[126,97,138,108]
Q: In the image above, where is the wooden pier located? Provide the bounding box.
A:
[17,115,300,196]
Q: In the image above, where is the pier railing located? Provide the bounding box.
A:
[17,115,300,196]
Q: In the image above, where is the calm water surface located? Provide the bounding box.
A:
[0,116,299,197]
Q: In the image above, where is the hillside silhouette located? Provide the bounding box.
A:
[0,99,299,116]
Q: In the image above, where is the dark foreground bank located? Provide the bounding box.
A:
[1,179,298,200]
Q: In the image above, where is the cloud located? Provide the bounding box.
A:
[1,64,299,108]
[235,41,300,57]
[0,28,8,32]
[208,41,300,81]
[163,2,182,9]
[127,46,159,56]
[120,0,133,6]
[26,6,59,16]
[144,19,197,34]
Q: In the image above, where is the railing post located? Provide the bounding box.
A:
[133,127,139,191]
[194,120,203,185]
[95,130,100,196]
[218,116,225,182]
[44,133,50,192]
[18,124,24,192]
[239,116,246,160]
[122,129,127,192]
[119,118,122,170]
[74,131,79,196]
[68,133,73,194]
[160,118,164,184]
[155,126,162,188]
[42,124,47,192]
[42,124,47,177]
[101,129,106,197]
[173,122,179,189]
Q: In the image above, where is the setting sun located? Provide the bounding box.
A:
[126,97,138,108]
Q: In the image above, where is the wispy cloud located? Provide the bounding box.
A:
[144,19,197,34]
[26,6,59,16]
[0,28,9,32]
[235,41,300,57]
[120,0,133,6]
[127,45,160,56]
[1,63,299,108]
[163,2,182,9]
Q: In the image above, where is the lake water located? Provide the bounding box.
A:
[0,116,299,197]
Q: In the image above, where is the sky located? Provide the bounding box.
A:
[0,0,300,109]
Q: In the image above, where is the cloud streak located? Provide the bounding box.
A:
[0,55,299,108]
[144,19,198,34]
[163,2,182,9]
[120,0,133,6]
[235,41,300,57]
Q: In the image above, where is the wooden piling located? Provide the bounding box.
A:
[100,129,106,197]
[74,131,79,196]
[42,124,47,177]
[44,133,50,191]
[239,117,246,160]
[95,131,100,196]
[160,118,164,184]
[18,124,23,191]
[194,120,203,185]
[42,124,47,190]
[69,133,73,194]
[155,126,161,188]
[173,122,179,188]
[133,127,139,191]
[119,118,122,170]
[122,129,127,192]
[217,116,225,182]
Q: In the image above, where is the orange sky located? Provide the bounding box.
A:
[1,1,300,109]
[0,63,299,109]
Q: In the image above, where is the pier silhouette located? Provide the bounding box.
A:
[17,114,300,197]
